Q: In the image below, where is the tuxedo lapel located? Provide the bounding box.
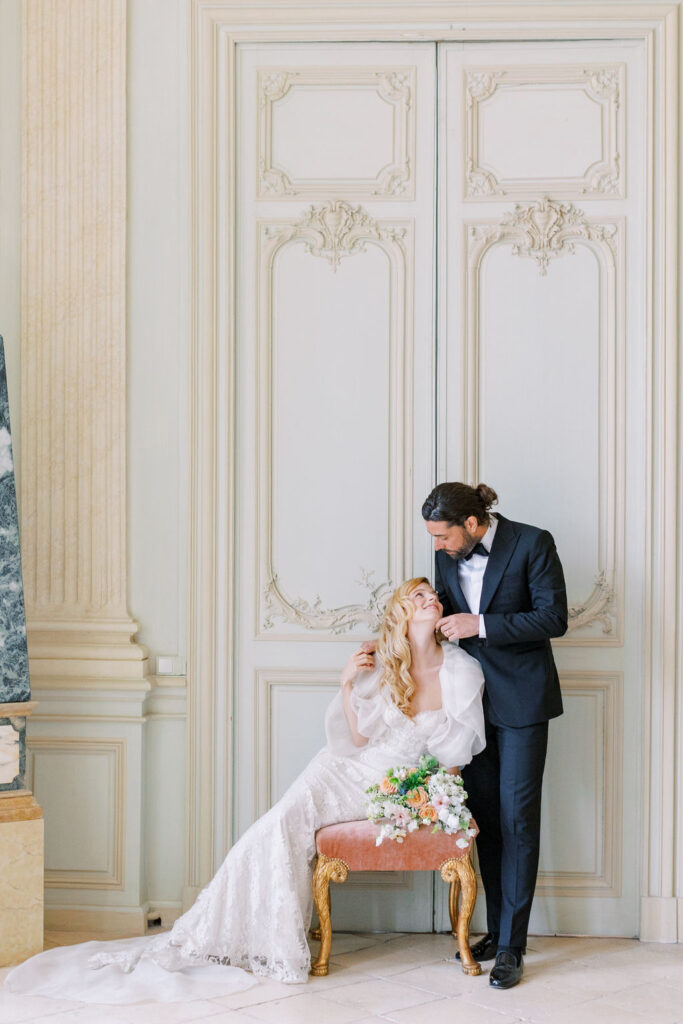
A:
[440,554,471,612]
[479,514,520,614]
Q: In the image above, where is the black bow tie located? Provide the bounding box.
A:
[463,542,489,561]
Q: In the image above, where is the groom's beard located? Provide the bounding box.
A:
[446,539,477,560]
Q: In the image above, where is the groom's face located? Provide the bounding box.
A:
[425,518,480,560]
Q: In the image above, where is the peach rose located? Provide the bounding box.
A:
[379,777,398,795]
[406,786,429,808]
[419,804,439,822]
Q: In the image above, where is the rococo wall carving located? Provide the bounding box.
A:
[465,64,624,200]
[258,200,412,637]
[467,197,622,640]
[258,67,416,199]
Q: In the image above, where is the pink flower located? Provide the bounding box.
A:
[431,794,450,811]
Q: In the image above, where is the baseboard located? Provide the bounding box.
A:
[45,904,148,937]
[640,896,679,942]
[145,901,183,930]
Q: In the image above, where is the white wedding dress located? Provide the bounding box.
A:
[5,642,485,1004]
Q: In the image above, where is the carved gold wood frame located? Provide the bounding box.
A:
[465,64,625,200]
[258,66,416,199]
[189,5,678,940]
[256,200,413,640]
[465,198,625,644]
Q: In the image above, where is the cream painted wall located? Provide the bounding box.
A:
[0,0,21,488]
[128,0,189,663]
[128,0,189,908]
[1,0,190,916]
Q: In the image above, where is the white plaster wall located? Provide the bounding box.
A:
[128,0,189,663]
[128,0,190,907]
[0,0,21,490]
[0,0,190,919]
[144,710,186,911]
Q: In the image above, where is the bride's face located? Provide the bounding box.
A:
[408,584,442,624]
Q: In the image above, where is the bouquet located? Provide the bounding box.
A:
[365,753,478,846]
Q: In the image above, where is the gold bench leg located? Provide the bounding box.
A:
[448,875,461,937]
[441,854,481,976]
[310,853,348,976]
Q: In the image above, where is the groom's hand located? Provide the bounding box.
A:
[437,614,480,640]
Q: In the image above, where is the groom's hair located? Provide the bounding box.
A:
[422,482,498,526]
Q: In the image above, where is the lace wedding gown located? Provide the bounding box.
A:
[5,642,485,1004]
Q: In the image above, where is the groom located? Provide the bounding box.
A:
[422,482,567,989]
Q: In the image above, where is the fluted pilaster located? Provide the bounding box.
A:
[22,0,146,677]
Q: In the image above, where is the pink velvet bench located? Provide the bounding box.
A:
[310,819,481,977]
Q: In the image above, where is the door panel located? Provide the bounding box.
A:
[235,42,437,930]
[233,37,645,938]
[436,40,645,936]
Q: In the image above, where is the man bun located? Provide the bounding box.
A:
[422,481,498,526]
[475,483,498,510]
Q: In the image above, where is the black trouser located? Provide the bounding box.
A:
[461,706,549,950]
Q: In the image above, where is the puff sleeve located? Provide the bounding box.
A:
[324,666,389,757]
[428,643,486,768]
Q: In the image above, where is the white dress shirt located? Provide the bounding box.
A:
[457,515,499,638]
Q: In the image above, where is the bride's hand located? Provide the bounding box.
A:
[341,646,376,687]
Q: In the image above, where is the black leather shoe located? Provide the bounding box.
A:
[456,932,498,962]
[489,950,523,988]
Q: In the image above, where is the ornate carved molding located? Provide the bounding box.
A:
[258,201,411,637]
[470,196,618,275]
[263,570,393,634]
[467,199,622,641]
[264,199,407,271]
[567,571,616,634]
[192,0,678,937]
[465,158,503,198]
[465,64,625,200]
[258,66,415,199]
[22,0,146,674]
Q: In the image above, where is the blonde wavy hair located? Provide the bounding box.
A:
[377,577,441,717]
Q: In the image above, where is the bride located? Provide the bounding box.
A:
[5,577,485,1004]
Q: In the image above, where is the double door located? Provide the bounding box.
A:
[233,38,645,935]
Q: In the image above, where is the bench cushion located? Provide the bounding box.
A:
[315,819,478,872]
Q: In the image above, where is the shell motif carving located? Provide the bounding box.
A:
[470,196,617,276]
[265,200,407,272]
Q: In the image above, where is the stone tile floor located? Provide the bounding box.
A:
[0,931,682,1024]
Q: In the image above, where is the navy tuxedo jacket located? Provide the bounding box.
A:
[435,513,568,728]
